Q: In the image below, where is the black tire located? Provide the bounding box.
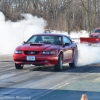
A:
[54,54,63,71]
[15,63,23,69]
[69,50,78,67]
[95,36,98,38]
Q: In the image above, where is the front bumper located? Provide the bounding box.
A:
[13,54,58,66]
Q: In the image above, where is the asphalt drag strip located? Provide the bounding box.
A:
[0,57,100,100]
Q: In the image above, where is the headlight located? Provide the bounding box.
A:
[14,50,22,54]
[42,51,56,55]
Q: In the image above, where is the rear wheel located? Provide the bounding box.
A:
[54,54,63,71]
[69,50,78,67]
[15,63,23,69]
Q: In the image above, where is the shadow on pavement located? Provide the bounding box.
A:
[29,64,100,73]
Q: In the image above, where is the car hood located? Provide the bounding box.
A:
[16,43,61,51]
[91,32,100,35]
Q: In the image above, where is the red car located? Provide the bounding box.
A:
[90,28,100,38]
[13,33,78,71]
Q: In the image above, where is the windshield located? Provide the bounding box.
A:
[27,35,62,45]
[92,29,100,33]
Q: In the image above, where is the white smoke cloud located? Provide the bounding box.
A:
[0,11,100,66]
[77,44,100,66]
[0,12,47,55]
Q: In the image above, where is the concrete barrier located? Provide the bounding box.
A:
[81,94,88,100]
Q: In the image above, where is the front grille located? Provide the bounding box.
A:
[16,60,41,62]
[24,51,40,55]
[22,60,41,62]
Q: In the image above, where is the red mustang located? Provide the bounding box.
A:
[13,33,78,71]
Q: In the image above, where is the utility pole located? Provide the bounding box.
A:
[87,0,91,33]
[67,0,71,34]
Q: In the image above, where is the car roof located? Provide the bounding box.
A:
[94,28,100,30]
[33,33,67,37]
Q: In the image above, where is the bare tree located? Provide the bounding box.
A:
[0,0,100,32]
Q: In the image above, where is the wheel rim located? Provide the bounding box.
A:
[74,50,78,66]
[21,65,23,68]
[59,55,63,69]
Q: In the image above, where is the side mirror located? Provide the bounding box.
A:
[64,43,70,46]
[22,41,26,44]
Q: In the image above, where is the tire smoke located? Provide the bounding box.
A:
[0,12,100,66]
[0,12,47,55]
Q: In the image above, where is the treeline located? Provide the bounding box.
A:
[0,0,100,32]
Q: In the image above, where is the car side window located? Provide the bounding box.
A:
[63,36,72,45]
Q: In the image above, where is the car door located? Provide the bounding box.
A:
[63,36,74,62]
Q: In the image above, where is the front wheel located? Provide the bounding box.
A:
[15,63,24,69]
[69,50,78,67]
[54,54,63,71]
